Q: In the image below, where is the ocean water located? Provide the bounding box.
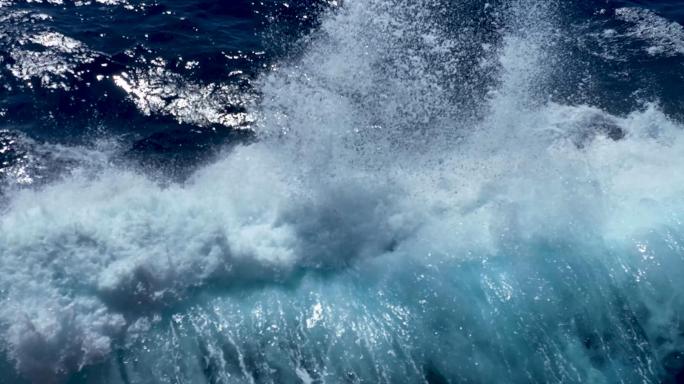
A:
[1,0,684,383]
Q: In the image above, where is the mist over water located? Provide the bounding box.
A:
[1,0,684,383]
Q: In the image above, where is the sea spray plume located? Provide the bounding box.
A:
[256,0,503,161]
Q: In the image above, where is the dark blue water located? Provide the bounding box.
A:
[1,1,684,383]
[0,0,682,180]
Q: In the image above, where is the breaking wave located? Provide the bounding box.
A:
[1,0,684,383]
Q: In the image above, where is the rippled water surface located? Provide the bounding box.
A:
[1,0,684,383]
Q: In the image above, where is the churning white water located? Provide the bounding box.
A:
[1,0,684,383]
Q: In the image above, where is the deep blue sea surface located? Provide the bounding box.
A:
[1,0,684,383]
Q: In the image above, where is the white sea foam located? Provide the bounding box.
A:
[615,7,684,57]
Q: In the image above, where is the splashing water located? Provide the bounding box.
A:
[1,0,684,383]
